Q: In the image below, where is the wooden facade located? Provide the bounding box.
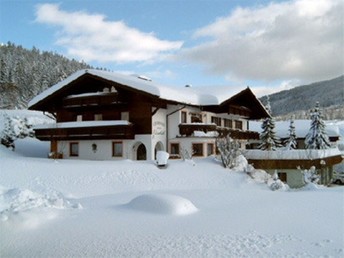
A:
[35,124,134,141]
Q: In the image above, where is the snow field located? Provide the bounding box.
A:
[1,110,344,257]
[1,141,343,257]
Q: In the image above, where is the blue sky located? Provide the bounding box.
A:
[0,0,343,96]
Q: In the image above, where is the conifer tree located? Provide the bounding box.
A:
[305,102,331,149]
[259,97,281,150]
[285,116,297,150]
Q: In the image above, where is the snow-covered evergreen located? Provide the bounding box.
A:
[304,102,331,149]
[259,97,281,150]
[0,42,93,109]
[284,116,297,150]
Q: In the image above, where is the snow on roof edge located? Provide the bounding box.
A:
[28,70,87,108]
[28,69,258,108]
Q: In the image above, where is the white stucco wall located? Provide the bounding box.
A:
[57,139,131,160]
[169,137,217,157]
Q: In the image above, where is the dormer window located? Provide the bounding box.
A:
[94,114,103,121]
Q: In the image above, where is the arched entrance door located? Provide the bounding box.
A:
[154,141,164,160]
[137,143,147,160]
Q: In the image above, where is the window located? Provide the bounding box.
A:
[192,143,203,157]
[94,114,103,121]
[70,142,79,157]
[121,112,129,121]
[181,111,187,123]
[235,120,243,130]
[211,116,222,126]
[278,172,287,183]
[224,119,232,128]
[170,143,180,155]
[112,142,123,157]
[207,143,214,156]
[191,113,202,123]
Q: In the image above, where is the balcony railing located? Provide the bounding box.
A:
[63,92,123,108]
[34,121,134,141]
[179,123,259,140]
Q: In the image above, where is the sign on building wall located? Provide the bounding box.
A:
[153,121,166,135]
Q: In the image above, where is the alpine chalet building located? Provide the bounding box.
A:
[29,69,269,160]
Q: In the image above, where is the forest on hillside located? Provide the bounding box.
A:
[0,42,93,109]
[260,75,344,120]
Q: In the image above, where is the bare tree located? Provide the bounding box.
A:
[216,134,241,169]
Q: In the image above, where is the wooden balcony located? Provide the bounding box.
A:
[63,92,124,108]
[179,123,259,140]
[179,123,217,136]
[34,121,134,141]
[216,127,260,140]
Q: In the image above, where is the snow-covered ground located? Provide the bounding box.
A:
[1,110,343,257]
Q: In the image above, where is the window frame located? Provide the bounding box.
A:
[224,118,232,128]
[94,114,103,121]
[181,111,187,123]
[112,141,123,157]
[69,142,79,157]
[211,116,222,127]
[235,120,243,130]
[170,143,180,155]
[192,143,204,157]
[207,143,215,156]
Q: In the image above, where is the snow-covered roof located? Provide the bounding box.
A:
[250,120,340,138]
[28,69,248,108]
[245,148,342,160]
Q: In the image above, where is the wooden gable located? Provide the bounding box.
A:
[28,73,166,112]
[202,87,270,119]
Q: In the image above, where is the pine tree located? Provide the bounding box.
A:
[259,97,281,150]
[305,102,331,149]
[285,116,297,150]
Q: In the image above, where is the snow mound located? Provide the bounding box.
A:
[125,194,198,215]
[0,186,81,222]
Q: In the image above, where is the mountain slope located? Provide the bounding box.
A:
[260,75,344,119]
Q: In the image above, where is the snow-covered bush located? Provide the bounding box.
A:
[268,171,289,191]
[248,168,271,184]
[0,113,34,149]
[180,147,193,161]
[216,135,241,169]
[302,166,320,185]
